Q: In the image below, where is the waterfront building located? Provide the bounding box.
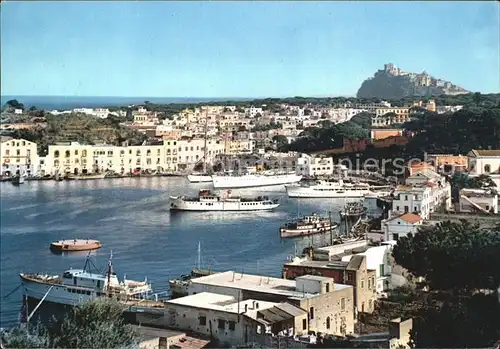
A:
[467,149,500,188]
[295,154,334,177]
[459,188,498,214]
[181,271,355,337]
[0,138,38,176]
[283,253,377,317]
[164,292,307,347]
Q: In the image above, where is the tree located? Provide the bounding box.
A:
[473,92,482,106]
[2,299,140,349]
[272,135,289,152]
[392,220,500,293]
[3,99,24,110]
[29,106,37,112]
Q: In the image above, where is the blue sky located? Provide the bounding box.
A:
[1,1,499,97]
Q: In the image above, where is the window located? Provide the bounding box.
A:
[393,233,399,240]
[379,264,385,276]
[326,317,330,330]
[484,164,491,173]
[218,319,225,329]
[341,298,345,311]
[326,283,330,293]
[199,316,206,326]
[302,319,307,330]
[228,321,235,331]
[347,273,353,282]
[361,280,364,289]
[404,206,409,213]
[309,307,314,319]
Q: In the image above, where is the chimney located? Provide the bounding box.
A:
[244,304,248,313]
[252,300,256,309]
[255,302,259,309]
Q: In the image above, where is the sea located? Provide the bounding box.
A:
[0,177,366,328]
[0,96,254,111]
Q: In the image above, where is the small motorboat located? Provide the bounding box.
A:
[50,239,102,253]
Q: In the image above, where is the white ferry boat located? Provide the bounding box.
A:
[170,189,279,211]
[187,173,213,183]
[20,254,152,306]
[286,180,373,198]
[211,172,302,189]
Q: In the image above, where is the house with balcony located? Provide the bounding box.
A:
[1,138,39,176]
[296,154,334,177]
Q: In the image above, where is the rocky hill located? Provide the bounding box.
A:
[357,63,469,100]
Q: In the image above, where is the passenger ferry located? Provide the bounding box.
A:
[280,213,338,238]
[170,189,279,211]
[286,179,374,198]
[211,172,302,189]
[20,254,152,306]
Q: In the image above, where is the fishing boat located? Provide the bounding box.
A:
[20,253,152,306]
[169,242,218,298]
[340,201,368,219]
[280,213,338,238]
[170,189,279,211]
[11,175,25,186]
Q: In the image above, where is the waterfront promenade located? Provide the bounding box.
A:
[0,177,354,327]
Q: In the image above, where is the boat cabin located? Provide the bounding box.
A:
[61,269,119,291]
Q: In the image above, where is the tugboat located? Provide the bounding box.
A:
[339,201,367,219]
[280,213,338,238]
[170,189,279,212]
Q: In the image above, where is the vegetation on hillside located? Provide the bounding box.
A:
[1,299,140,349]
[390,221,500,347]
[10,113,147,156]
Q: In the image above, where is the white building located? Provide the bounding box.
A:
[436,105,463,114]
[392,185,432,219]
[182,271,355,337]
[14,108,23,115]
[0,138,38,176]
[381,212,424,241]
[165,292,307,347]
[245,106,263,118]
[296,154,334,177]
[328,108,367,124]
[467,149,500,189]
[459,188,498,214]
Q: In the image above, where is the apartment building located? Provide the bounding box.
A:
[225,139,255,155]
[164,292,307,347]
[372,107,411,127]
[0,138,38,176]
[296,154,334,176]
[182,271,355,337]
[283,253,377,317]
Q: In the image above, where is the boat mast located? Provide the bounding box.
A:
[329,210,333,245]
[106,251,113,297]
[197,241,201,270]
[202,110,208,174]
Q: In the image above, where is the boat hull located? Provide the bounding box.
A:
[212,174,302,189]
[20,275,98,306]
[170,198,280,211]
[286,186,370,198]
[187,174,213,183]
[50,239,101,253]
[280,223,337,238]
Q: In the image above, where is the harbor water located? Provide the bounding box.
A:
[0,177,365,327]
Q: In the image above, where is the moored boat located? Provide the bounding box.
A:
[50,239,101,253]
[212,172,302,189]
[280,213,338,238]
[68,173,106,180]
[340,201,368,219]
[187,173,213,183]
[286,179,376,198]
[170,189,279,211]
[11,175,25,186]
[20,253,152,306]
